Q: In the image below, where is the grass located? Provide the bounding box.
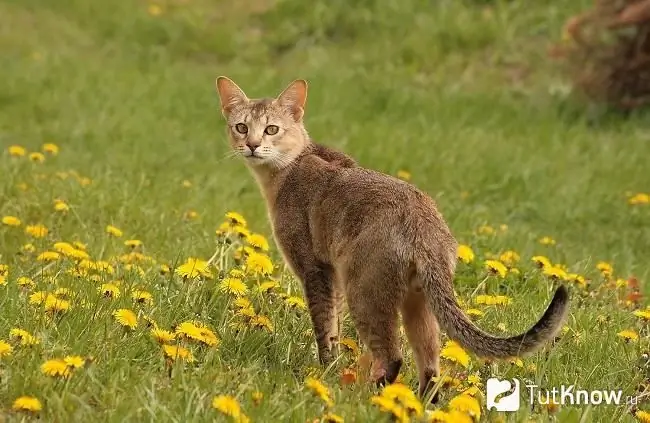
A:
[1,0,650,421]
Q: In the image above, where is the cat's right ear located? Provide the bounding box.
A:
[215,76,248,117]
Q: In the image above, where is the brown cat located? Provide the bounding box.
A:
[215,76,570,398]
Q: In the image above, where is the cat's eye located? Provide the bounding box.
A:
[264,125,279,135]
[235,123,248,134]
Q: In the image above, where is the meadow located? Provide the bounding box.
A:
[1,0,650,422]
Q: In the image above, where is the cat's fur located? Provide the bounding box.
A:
[215,76,570,398]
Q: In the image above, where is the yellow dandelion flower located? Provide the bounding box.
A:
[636,410,650,423]
[16,277,34,289]
[0,274,5,286]
[305,377,334,407]
[106,225,123,237]
[212,395,249,422]
[597,261,613,277]
[219,277,249,296]
[151,328,175,343]
[499,250,520,266]
[44,296,70,313]
[2,216,21,226]
[53,199,69,212]
[54,287,73,298]
[233,297,252,310]
[634,310,650,321]
[457,245,475,264]
[465,309,484,319]
[247,233,270,251]
[285,296,307,309]
[477,225,495,235]
[618,329,639,342]
[42,143,59,155]
[132,290,153,304]
[539,236,556,245]
[250,315,274,332]
[441,340,470,368]
[532,255,551,269]
[255,280,280,294]
[41,359,70,377]
[25,224,48,238]
[246,252,274,275]
[64,355,85,369]
[29,152,45,163]
[484,260,507,278]
[37,251,60,262]
[21,243,36,253]
[99,283,121,299]
[184,210,199,220]
[8,145,26,157]
[629,194,650,205]
[508,357,524,367]
[448,393,481,419]
[175,257,213,279]
[543,266,567,280]
[113,309,138,329]
[474,295,512,306]
[234,246,255,261]
[124,239,142,248]
[12,396,42,412]
[162,344,194,362]
[175,321,204,340]
[182,180,192,188]
[160,264,171,275]
[0,340,13,358]
[225,211,247,227]
[322,413,344,423]
[9,329,39,346]
[340,338,360,355]
[396,170,411,181]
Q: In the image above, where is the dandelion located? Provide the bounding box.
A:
[37,251,60,262]
[484,260,507,278]
[305,377,334,407]
[41,359,71,378]
[440,340,470,368]
[151,328,175,344]
[457,245,475,264]
[499,250,520,266]
[246,252,274,275]
[634,310,650,321]
[64,355,85,369]
[474,295,512,306]
[29,152,45,163]
[539,236,556,245]
[44,296,70,313]
[448,394,481,419]
[17,277,34,289]
[2,216,21,226]
[124,239,142,248]
[132,290,153,304]
[113,309,138,329]
[99,283,121,299]
[160,264,171,275]
[175,257,212,279]
[12,396,42,412]
[340,338,360,355]
[618,330,639,342]
[182,180,192,188]
[25,224,48,238]
[566,273,587,287]
[396,170,411,181]
[629,193,650,205]
[54,287,73,298]
[8,145,26,156]
[219,278,248,296]
[477,225,495,235]
[250,315,273,332]
[9,328,40,346]
[323,413,344,423]
[212,395,249,422]
[636,410,650,423]
[53,199,69,212]
[147,4,163,16]
[0,340,13,358]
[21,243,36,253]
[465,309,484,319]
[255,280,280,294]
[106,225,123,237]
[543,266,567,280]
[225,211,247,227]
[532,255,551,269]
[233,226,251,239]
[247,233,269,251]
[597,261,613,277]
[285,296,307,309]
[162,344,194,362]
[42,143,59,155]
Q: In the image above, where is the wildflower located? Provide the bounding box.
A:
[12,396,42,412]
[465,308,484,319]
[29,152,45,163]
[448,393,481,419]
[219,278,248,296]
[151,328,175,343]
[182,180,192,188]
[211,395,249,422]
[197,326,220,347]
[234,246,255,261]
[42,143,59,155]
[543,266,567,280]
[566,273,587,287]
[225,211,247,227]
[255,280,280,294]
[0,340,13,358]
[41,359,71,377]
[251,391,263,406]
[629,193,650,205]
[285,296,307,309]
[53,199,69,212]
[478,225,495,235]
[539,236,556,245]
[9,328,40,346]
[250,315,273,332]
[597,261,613,277]
[64,355,85,369]
[340,338,360,355]
[113,309,138,329]
[508,357,524,367]
[497,322,507,332]
[636,410,650,423]
[175,257,213,279]
[2,216,21,226]
[440,340,470,368]
[246,252,274,275]
[124,239,142,248]
[184,210,199,220]
[147,4,163,16]
[21,243,36,253]
[8,145,26,156]
[25,224,48,238]
[396,170,411,181]
[106,225,123,237]
[634,310,650,321]
[160,264,171,275]
[457,245,475,264]
[99,283,121,298]
[37,251,60,262]
[54,287,73,298]
[532,255,551,269]
[484,260,507,278]
[247,233,270,251]
[499,250,520,266]
[162,344,194,362]
[305,377,334,407]
[322,413,344,423]
[474,295,512,306]
[44,296,70,313]
[618,330,639,342]
[132,290,153,304]
[233,225,251,240]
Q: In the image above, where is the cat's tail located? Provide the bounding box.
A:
[419,264,569,358]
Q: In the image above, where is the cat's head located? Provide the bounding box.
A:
[215,77,309,168]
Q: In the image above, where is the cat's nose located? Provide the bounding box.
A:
[246,142,260,152]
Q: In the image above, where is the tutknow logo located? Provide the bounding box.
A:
[486,377,636,412]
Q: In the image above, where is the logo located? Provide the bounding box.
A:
[486,378,521,412]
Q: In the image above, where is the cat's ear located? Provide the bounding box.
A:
[215,76,249,117]
[276,79,308,121]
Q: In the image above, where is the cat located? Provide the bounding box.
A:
[215,76,570,398]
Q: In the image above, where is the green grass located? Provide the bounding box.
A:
[1,0,650,421]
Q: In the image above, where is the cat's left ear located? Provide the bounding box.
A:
[216,76,249,117]
[276,79,308,121]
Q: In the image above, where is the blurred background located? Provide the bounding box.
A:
[1,0,649,278]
